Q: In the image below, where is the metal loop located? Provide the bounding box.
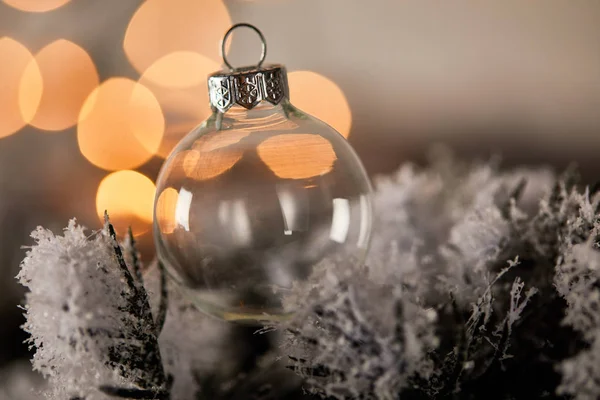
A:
[221,23,267,71]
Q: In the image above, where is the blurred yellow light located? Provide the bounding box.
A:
[2,0,70,12]
[141,51,217,89]
[257,134,337,179]
[77,78,164,171]
[96,170,156,235]
[0,37,40,139]
[139,52,220,157]
[288,71,352,138]
[124,0,231,75]
[19,40,99,132]
[156,187,179,234]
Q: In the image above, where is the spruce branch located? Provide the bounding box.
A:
[19,215,170,399]
[103,212,166,392]
[280,151,600,399]
[155,260,169,336]
[126,226,144,283]
[17,149,600,400]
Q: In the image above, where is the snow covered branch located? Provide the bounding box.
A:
[15,148,600,399]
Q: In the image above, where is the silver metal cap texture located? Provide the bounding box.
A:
[208,64,289,113]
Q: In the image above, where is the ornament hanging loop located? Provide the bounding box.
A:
[221,23,267,71]
[210,23,287,112]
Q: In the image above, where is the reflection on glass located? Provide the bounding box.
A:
[330,198,350,244]
[175,188,192,231]
[277,183,309,235]
[156,187,179,234]
[358,194,371,248]
[217,199,252,246]
[257,133,336,179]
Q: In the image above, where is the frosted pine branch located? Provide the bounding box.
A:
[17,218,167,399]
[282,150,600,399]
[553,189,600,399]
[16,148,600,400]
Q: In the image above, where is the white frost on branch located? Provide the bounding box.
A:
[284,259,438,399]
[554,188,600,400]
[368,149,552,298]
[17,219,163,399]
[283,151,552,399]
[18,149,600,400]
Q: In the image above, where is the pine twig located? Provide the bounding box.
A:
[104,211,136,293]
[103,211,168,393]
[127,227,144,283]
[124,225,168,336]
[155,260,169,335]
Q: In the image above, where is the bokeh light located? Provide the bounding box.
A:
[288,71,352,138]
[139,51,220,157]
[77,78,164,170]
[155,187,179,234]
[2,0,70,12]
[257,134,337,179]
[96,170,156,235]
[20,40,99,132]
[141,51,217,89]
[0,37,41,139]
[124,0,231,75]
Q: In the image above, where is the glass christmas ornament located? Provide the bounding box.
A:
[153,24,373,322]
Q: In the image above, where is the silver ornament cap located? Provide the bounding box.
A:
[208,23,290,113]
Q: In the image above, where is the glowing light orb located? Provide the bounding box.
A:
[124,0,231,75]
[96,170,156,235]
[155,187,179,234]
[0,37,41,139]
[2,0,70,12]
[77,78,164,170]
[288,71,352,138]
[20,40,99,132]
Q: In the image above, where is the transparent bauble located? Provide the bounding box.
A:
[154,99,372,322]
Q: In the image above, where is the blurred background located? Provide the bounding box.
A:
[0,0,599,376]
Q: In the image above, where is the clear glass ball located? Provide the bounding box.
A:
[153,100,372,322]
